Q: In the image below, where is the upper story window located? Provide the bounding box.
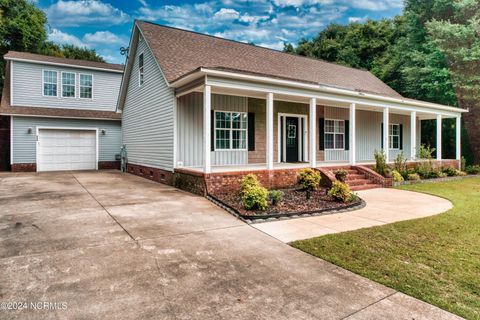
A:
[138,53,144,86]
[324,119,345,150]
[79,74,93,99]
[43,70,57,96]
[215,111,247,150]
[61,72,76,98]
[389,124,400,149]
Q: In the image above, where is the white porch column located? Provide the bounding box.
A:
[266,92,274,170]
[383,108,389,163]
[309,98,317,168]
[456,116,461,161]
[349,103,356,165]
[436,114,442,161]
[203,85,211,173]
[410,111,417,160]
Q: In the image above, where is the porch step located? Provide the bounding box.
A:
[326,166,381,191]
[350,183,383,191]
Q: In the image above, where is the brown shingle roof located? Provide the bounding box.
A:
[0,61,121,120]
[4,51,124,72]
[137,20,402,98]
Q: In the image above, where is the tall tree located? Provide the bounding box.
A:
[39,43,105,63]
[425,0,480,163]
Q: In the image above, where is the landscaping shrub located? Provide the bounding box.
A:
[268,190,284,206]
[407,173,421,181]
[242,184,269,211]
[374,149,387,176]
[240,174,260,194]
[465,165,480,174]
[392,170,404,182]
[416,144,436,160]
[393,152,407,174]
[443,167,457,177]
[333,169,348,182]
[328,181,352,202]
[461,156,466,171]
[384,167,393,178]
[456,170,467,176]
[298,168,321,199]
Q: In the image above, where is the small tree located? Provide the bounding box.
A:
[374,149,387,176]
[297,168,321,200]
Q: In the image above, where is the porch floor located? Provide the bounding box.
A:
[179,161,376,174]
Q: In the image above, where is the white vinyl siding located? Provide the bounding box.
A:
[11,61,121,111]
[43,70,57,96]
[122,33,174,171]
[61,72,76,98]
[11,116,121,164]
[79,74,93,99]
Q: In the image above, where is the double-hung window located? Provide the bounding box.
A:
[324,119,345,150]
[215,111,247,150]
[43,70,57,96]
[79,74,93,99]
[139,53,144,86]
[61,72,76,98]
[389,124,400,149]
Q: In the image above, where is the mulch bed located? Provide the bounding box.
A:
[211,187,362,218]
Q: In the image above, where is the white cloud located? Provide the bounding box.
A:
[48,28,87,47]
[46,0,129,27]
[83,31,124,44]
[272,0,402,11]
[348,16,368,23]
[213,8,240,20]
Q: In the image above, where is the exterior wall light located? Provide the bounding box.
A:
[27,127,33,134]
[101,129,106,135]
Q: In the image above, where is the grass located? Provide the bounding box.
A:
[291,177,480,319]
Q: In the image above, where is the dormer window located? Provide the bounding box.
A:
[43,70,57,96]
[61,72,76,98]
[139,52,144,86]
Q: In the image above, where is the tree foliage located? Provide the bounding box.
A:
[284,0,478,163]
[0,0,105,95]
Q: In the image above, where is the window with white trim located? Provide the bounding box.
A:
[215,111,247,150]
[139,53,144,86]
[43,70,57,96]
[61,72,76,98]
[324,119,345,150]
[389,124,400,149]
[79,74,93,99]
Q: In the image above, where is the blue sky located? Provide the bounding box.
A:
[38,0,403,64]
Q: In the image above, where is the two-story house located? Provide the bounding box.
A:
[0,51,123,172]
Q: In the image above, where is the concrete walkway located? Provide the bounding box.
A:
[0,172,460,319]
[253,188,453,243]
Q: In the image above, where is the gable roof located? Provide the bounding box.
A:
[4,51,124,73]
[136,20,402,98]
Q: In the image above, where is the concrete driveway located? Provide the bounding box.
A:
[0,171,461,319]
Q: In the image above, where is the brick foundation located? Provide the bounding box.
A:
[99,161,120,170]
[11,163,36,172]
[127,163,174,185]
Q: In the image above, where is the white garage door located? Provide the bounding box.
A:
[37,129,97,172]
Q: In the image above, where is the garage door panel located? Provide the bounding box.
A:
[37,129,97,172]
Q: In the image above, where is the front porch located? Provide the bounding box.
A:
[174,76,463,177]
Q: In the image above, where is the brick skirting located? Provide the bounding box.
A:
[99,161,120,170]
[127,163,175,186]
[11,163,36,172]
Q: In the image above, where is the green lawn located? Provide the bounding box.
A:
[291,177,480,320]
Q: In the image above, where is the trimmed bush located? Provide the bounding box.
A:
[456,170,467,176]
[374,150,387,176]
[407,173,421,181]
[298,168,321,199]
[242,185,269,211]
[333,169,348,182]
[384,167,393,178]
[240,174,260,194]
[392,170,404,182]
[443,167,457,177]
[465,165,480,174]
[269,190,284,206]
[328,181,352,202]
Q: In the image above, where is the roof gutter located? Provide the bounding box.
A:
[171,68,467,114]
[4,57,124,74]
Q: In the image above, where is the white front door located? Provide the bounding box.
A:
[37,129,97,172]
